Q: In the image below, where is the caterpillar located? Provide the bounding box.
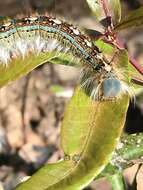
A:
[0,16,129,100]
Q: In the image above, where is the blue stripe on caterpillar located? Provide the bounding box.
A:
[0,16,130,100]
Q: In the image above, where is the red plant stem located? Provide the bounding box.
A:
[100,0,114,33]
[99,0,143,77]
[129,55,143,75]
[101,0,111,18]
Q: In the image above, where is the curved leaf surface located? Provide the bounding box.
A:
[15,87,129,190]
[0,12,134,190]
[115,6,143,31]
[95,39,115,54]
[14,38,130,190]
[0,52,81,89]
[15,160,74,190]
[51,89,129,190]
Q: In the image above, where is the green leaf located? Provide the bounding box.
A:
[107,173,126,190]
[112,48,143,94]
[95,39,115,54]
[50,53,80,67]
[115,133,143,165]
[0,13,132,190]
[15,160,75,190]
[15,87,129,190]
[115,6,143,31]
[13,36,130,190]
[98,133,143,178]
[0,52,81,88]
[59,89,129,190]
[115,49,130,84]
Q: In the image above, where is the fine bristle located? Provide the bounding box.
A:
[80,63,131,101]
[0,15,131,100]
[0,15,100,69]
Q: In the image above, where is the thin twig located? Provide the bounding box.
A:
[129,55,143,75]
[101,0,111,18]
[21,73,31,144]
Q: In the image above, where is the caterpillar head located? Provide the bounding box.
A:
[80,61,130,101]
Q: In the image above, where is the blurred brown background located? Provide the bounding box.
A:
[0,0,143,190]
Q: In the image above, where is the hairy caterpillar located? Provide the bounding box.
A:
[0,16,129,100]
